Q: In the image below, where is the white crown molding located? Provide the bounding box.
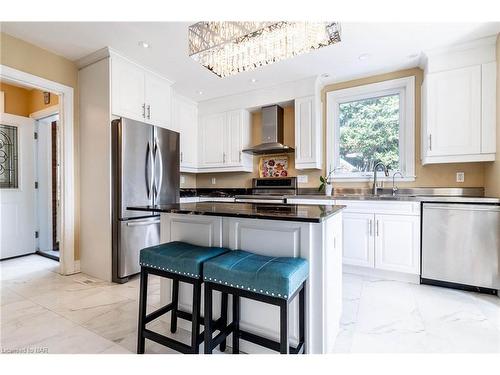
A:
[77,46,175,85]
[422,35,497,74]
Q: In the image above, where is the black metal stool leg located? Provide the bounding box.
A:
[204,282,213,354]
[137,268,148,354]
[232,294,240,354]
[191,280,202,354]
[279,300,289,354]
[299,285,305,354]
[170,279,179,333]
[219,292,228,352]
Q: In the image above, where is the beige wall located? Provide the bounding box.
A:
[1,32,80,259]
[484,34,500,197]
[0,81,59,116]
[196,67,486,189]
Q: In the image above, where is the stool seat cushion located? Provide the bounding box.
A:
[140,241,229,279]
[203,250,308,299]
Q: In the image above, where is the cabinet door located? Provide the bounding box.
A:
[178,100,198,169]
[374,214,420,274]
[145,71,171,127]
[224,110,242,165]
[426,66,481,156]
[342,213,375,268]
[199,113,225,166]
[295,96,320,169]
[111,57,145,121]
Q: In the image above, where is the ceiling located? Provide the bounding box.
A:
[1,22,499,101]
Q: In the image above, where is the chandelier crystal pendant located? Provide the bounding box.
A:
[188,21,341,78]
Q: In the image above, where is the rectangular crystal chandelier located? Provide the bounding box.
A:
[188,22,341,78]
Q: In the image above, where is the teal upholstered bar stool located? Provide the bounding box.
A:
[137,241,229,354]
[203,250,309,354]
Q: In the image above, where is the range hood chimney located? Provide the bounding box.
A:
[242,105,295,155]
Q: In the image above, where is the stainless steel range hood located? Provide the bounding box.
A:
[242,105,294,155]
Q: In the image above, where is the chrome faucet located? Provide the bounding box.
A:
[372,162,389,195]
[392,172,404,196]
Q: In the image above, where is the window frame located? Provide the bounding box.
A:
[326,76,415,182]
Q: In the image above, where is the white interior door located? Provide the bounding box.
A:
[0,112,36,259]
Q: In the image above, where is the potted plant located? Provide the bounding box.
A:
[319,169,334,196]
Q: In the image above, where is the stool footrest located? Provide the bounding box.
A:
[208,322,235,351]
[239,329,302,354]
[145,302,173,324]
[143,329,193,354]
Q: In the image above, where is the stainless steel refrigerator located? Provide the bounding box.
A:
[111,118,179,283]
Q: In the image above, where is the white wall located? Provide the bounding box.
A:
[197,76,317,115]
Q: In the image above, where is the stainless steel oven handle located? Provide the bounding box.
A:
[235,198,284,204]
[127,220,160,227]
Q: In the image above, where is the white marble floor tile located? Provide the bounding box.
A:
[3,256,500,354]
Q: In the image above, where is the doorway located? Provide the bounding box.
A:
[34,113,61,261]
[0,65,75,275]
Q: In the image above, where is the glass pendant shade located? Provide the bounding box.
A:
[188,22,341,78]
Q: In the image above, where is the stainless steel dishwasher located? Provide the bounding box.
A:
[421,203,500,294]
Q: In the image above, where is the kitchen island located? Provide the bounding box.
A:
[128,202,345,354]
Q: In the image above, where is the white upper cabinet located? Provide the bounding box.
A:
[200,113,225,167]
[421,37,496,164]
[171,93,198,172]
[144,71,172,127]
[111,56,146,121]
[111,54,172,127]
[294,96,322,169]
[198,109,252,172]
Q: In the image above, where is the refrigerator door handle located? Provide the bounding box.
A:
[154,136,163,202]
[145,141,154,200]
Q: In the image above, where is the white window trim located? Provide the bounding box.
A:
[326,76,415,182]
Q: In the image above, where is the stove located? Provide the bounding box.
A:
[235,177,297,204]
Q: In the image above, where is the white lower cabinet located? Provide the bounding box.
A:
[374,214,420,274]
[343,212,420,275]
[342,213,375,268]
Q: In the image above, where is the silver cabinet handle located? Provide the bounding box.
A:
[428,134,432,151]
[369,220,373,236]
[180,151,183,163]
[147,105,151,120]
[142,103,146,118]
[239,151,242,163]
[223,152,226,163]
[376,220,379,237]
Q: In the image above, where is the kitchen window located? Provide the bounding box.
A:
[326,76,415,181]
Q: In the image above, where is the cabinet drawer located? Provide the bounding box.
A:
[335,200,420,215]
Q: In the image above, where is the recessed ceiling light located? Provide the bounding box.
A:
[138,41,150,49]
[250,78,258,84]
[408,53,419,59]
[197,90,203,95]
[358,53,370,61]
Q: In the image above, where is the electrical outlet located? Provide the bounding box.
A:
[456,172,465,183]
[180,175,185,184]
[297,175,308,184]
[211,177,216,185]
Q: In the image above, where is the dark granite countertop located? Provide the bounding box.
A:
[128,202,345,223]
